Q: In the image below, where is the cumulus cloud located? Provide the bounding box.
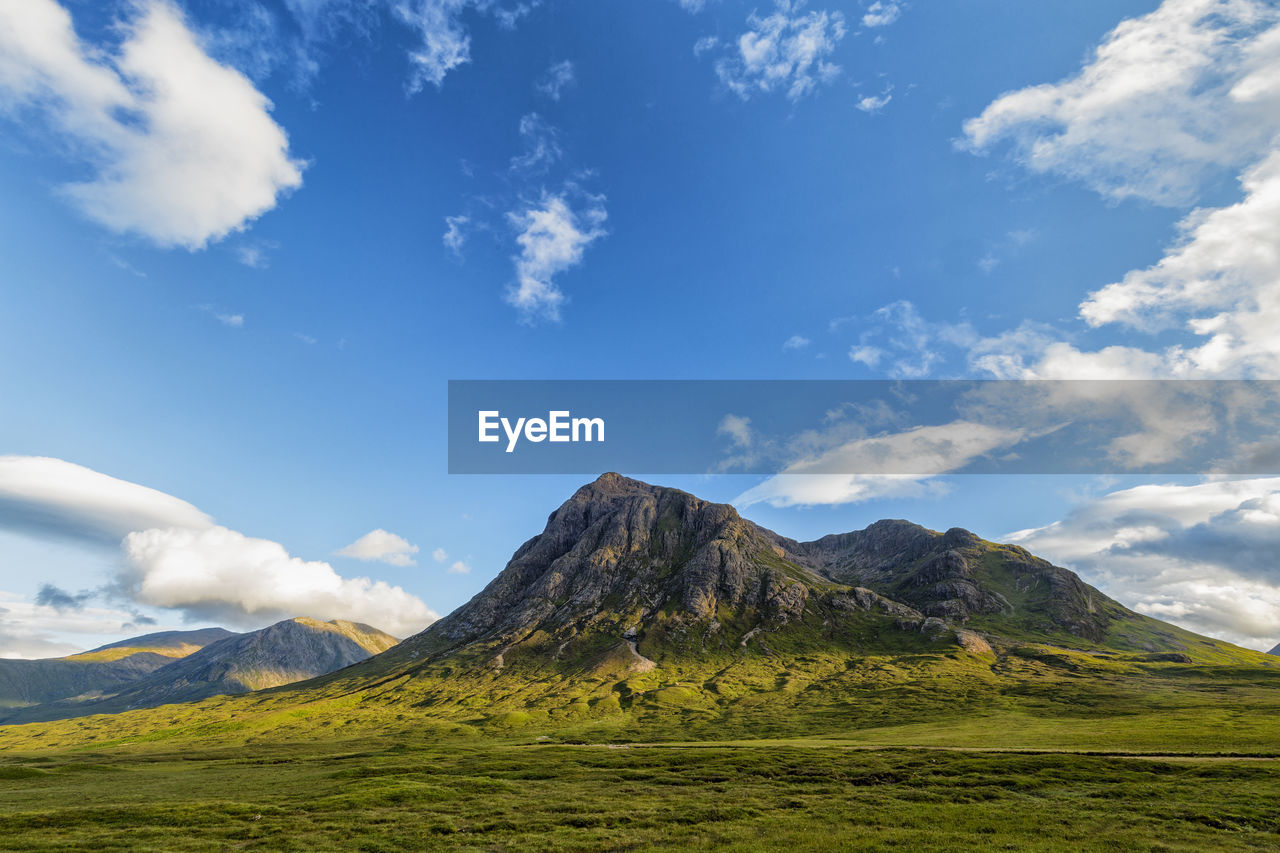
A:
[0,0,305,249]
[712,0,847,101]
[535,59,575,100]
[124,525,435,635]
[447,560,471,574]
[0,456,211,546]
[0,456,437,637]
[962,0,1280,206]
[336,528,421,566]
[957,0,1280,380]
[1009,477,1280,650]
[432,547,448,563]
[506,191,607,322]
[783,334,811,350]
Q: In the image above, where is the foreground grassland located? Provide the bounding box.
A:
[0,737,1279,851]
[4,646,1280,850]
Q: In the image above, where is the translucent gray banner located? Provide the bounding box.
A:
[447,380,1280,475]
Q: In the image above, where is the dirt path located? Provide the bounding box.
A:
[625,640,656,673]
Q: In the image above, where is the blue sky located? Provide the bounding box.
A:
[4,0,1280,655]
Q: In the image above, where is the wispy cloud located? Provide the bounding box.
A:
[845,301,977,377]
[443,214,470,256]
[235,241,278,269]
[509,112,563,174]
[535,59,576,100]
[855,90,891,113]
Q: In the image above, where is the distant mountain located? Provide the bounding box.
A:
[1,618,398,723]
[0,627,234,710]
[1270,642,1279,656]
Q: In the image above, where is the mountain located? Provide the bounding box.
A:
[1,618,398,723]
[373,473,1233,675]
[0,627,234,710]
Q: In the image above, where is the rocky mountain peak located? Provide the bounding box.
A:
[420,474,816,653]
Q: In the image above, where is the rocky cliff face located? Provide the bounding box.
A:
[426,473,826,650]
[1,618,399,723]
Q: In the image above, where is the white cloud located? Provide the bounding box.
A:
[294,332,317,344]
[443,214,469,255]
[535,59,575,100]
[0,456,211,545]
[693,35,720,57]
[1009,477,1280,650]
[0,0,304,249]
[215,312,245,328]
[861,1,901,28]
[125,525,435,635]
[783,334,811,350]
[506,191,608,322]
[392,0,474,92]
[0,456,437,636]
[432,547,448,563]
[718,414,755,448]
[337,528,420,566]
[855,91,891,113]
[713,0,847,101]
[447,560,471,574]
[960,0,1280,380]
[679,0,708,12]
[845,301,977,377]
[962,0,1280,206]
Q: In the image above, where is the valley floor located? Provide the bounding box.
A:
[2,735,1279,851]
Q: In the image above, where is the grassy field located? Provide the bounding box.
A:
[3,643,1280,850]
[1,735,1279,851]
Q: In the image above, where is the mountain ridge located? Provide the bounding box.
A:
[1,617,399,723]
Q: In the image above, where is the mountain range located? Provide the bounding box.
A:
[3,474,1274,739]
[0,618,397,724]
